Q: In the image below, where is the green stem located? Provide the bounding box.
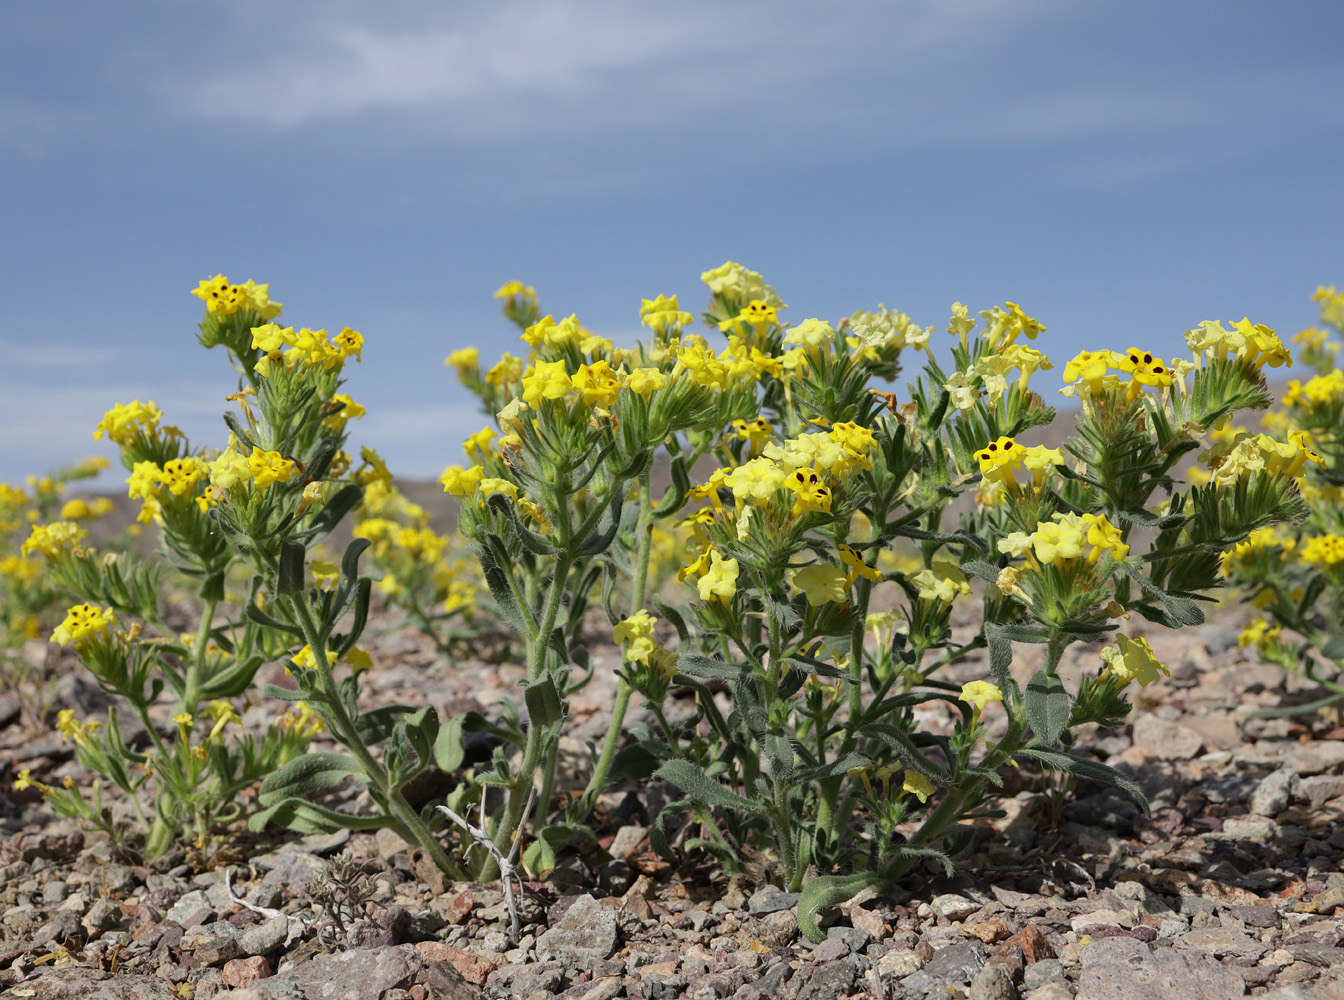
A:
[577,472,654,815]
[486,552,574,874]
[285,593,463,879]
[183,597,218,713]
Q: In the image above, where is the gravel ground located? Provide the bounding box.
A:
[3,598,1344,1000]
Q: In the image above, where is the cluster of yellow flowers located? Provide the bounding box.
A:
[93,399,165,445]
[1299,534,1344,568]
[998,510,1129,569]
[250,323,363,377]
[1059,347,1185,403]
[1203,431,1324,488]
[191,275,283,319]
[1099,634,1170,687]
[50,602,116,646]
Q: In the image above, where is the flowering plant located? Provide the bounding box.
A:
[447,264,1305,938]
[1220,286,1344,717]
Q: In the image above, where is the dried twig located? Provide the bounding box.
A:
[437,784,536,945]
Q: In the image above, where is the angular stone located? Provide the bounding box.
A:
[237,915,288,956]
[1176,926,1268,961]
[221,956,272,988]
[931,894,982,921]
[1251,769,1302,817]
[969,963,1019,1000]
[747,885,799,915]
[89,863,136,898]
[258,852,325,888]
[793,961,858,1000]
[1287,742,1344,776]
[536,894,618,965]
[1132,714,1204,761]
[1227,906,1279,928]
[1076,945,1245,1000]
[415,942,501,987]
[0,966,178,998]
[1003,924,1056,964]
[925,940,988,985]
[247,944,422,999]
[1300,774,1344,809]
[876,950,923,977]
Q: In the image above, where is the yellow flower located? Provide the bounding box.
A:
[1300,534,1344,567]
[345,648,374,675]
[572,360,623,407]
[1081,512,1129,563]
[332,327,363,362]
[521,359,574,406]
[161,457,208,497]
[248,448,296,489]
[446,347,480,375]
[1238,620,1281,650]
[21,521,88,559]
[640,294,694,332]
[792,564,847,604]
[478,477,518,500]
[440,464,485,497]
[51,603,116,646]
[902,771,936,804]
[838,544,882,588]
[697,550,739,603]
[55,709,103,745]
[202,700,242,741]
[912,566,971,604]
[726,457,787,505]
[463,426,498,459]
[625,367,668,398]
[1100,634,1169,687]
[1030,517,1086,567]
[959,680,1003,715]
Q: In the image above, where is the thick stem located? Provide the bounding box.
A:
[577,472,653,816]
[485,553,574,874]
[286,593,463,878]
[182,597,218,713]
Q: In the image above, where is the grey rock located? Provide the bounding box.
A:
[1227,906,1279,928]
[812,937,849,962]
[247,944,422,999]
[163,888,211,925]
[1286,944,1344,967]
[924,940,987,985]
[82,897,125,934]
[794,961,858,1000]
[1287,742,1344,776]
[259,852,326,888]
[931,893,982,921]
[43,880,69,904]
[89,863,136,897]
[1025,984,1075,1000]
[0,966,178,998]
[1023,959,1065,991]
[1132,714,1204,761]
[1219,817,1277,841]
[1079,937,1151,967]
[898,970,943,996]
[970,964,1020,1000]
[536,893,618,964]
[1300,775,1344,809]
[1251,768,1302,817]
[1176,926,1268,961]
[486,961,566,995]
[195,934,244,966]
[747,885,799,915]
[238,914,289,956]
[1076,945,1245,1000]
[826,925,872,953]
[755,961,793,995]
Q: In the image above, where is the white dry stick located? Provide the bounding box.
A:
[438,785,537,946]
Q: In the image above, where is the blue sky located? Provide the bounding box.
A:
[2,0,1341,486]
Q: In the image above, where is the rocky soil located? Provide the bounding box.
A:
[3,597,1344,1000]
